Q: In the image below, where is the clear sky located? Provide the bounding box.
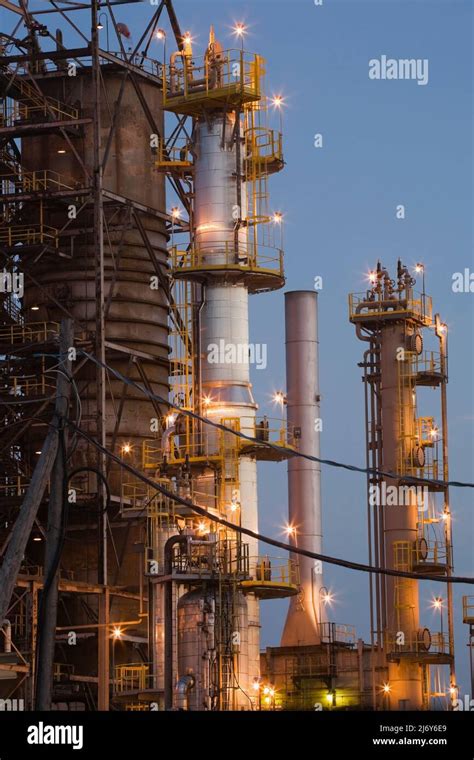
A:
[3,0,472,698]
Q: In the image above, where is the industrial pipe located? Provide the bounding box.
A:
[175,674,195,710]
[164,534,188,710]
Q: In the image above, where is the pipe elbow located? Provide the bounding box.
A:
[175,674,195,710]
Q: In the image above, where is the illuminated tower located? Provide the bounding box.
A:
[349,261,455,710]
[148,27,298,709]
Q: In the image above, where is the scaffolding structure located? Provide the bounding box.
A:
[0,0,193,711]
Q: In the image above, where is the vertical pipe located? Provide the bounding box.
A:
[281,291,322,646]
[439,328,455,685]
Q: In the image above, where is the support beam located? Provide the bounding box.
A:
[35,320,73,709]
[0,319,73,623]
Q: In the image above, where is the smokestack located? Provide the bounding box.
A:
[281,291,323,646]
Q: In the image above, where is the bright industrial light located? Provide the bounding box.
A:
[431,597,443,610]
[252,679,260,691]
[121,443,132,455]
[268,688,275,698]
[97,22,104,30]
[322,592,333,605]
[271,95,284,108]
[449,685,457,697]
[415,262,424,273]
[171,206,181,219]
[197,521,207,534]
[430,427,438,438]
[35,450,42,455]
[31,305,40,311]
[439,323,447,334]
[233,23,246,37]
[264,696,271,705]
[325,692,334,704]
[202,394,212,407]
[284,524,296,537]
[33,536,42,542]
[156,28,166,40]
[382,683,391,694]
[166,413,177,427]
[57,149,66,154]
[112,627,122,640]
[440,512,450,521]
[183,31,193,45]
[230,502,238,512]
[272,211,283,224]
[368,271,377,284]
[273,390,286,406]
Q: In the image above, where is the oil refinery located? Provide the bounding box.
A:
[0,0,472,718]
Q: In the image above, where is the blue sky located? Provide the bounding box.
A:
[3,0,472,697]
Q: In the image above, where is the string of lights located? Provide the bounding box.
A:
[69,421,474,586]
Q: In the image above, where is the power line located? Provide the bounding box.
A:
[69,422,474,586]
[77,350,474,490]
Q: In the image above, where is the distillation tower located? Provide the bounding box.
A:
[349,261,455,710]
[146,26,300,710]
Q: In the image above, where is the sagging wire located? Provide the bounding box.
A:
[69,421,474,586]
[77,350,474,490]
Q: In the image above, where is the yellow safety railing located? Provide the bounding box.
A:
[412,538,448,568]
[0,95,78,127]
[462,596,474,623]
[0,224,59,248]
[155,137,193,169]
[239,415,296,450]
[245,125,283,178]
[251,556,299,588]
[114,664,149,693]
[142,414,294,470]
[0,322,59,344]
[170,241,283,276]
[349,291,432,325]
[5,376,55,397]
[143,430,220,469]
[385,629,449,656]
[163,49,263,112]
[0,169,73,194]
[416,351,443,377]
[319,622,357,645]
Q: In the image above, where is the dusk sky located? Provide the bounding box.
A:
[3,0,472,697]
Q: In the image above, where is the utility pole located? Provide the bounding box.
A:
[35,319,74,709]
